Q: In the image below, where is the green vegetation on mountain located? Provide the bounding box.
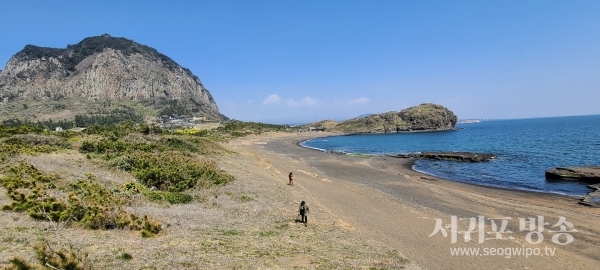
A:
[307,103,458,134]
[335,111,410,133]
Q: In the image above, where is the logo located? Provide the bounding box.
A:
[429,215,576,245]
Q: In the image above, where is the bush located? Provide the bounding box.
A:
[159,137,198,152]
[5,256,36,270]
[109,156,135,171]
[145,191,193,204]
[0,134,71,159]
[80,134,234,192]
[175,128,211,136]
[33,240,89,270]
[130,151,233,192]
[119,253,133,260]
[5,240,91,270]
[0,163,162,236]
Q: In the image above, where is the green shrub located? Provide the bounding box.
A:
[6,256,36,269]
[79,139,154,154]
[77,124,234,193]
[130,151,233,192]
[159,137,198,152]
[0,122,45,134]
[138,215,161,238]
[119,181,147,194]
[109,156,135,171]
[119,253,133,260]
[0,134,71,158]
[81,135,227,156]
[0,163,162,236]
[34,240,89,270]
[145,191,193,204]
[3,239,91,270]
[239,194,256,202]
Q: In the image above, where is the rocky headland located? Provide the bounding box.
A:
[306,103,457,134]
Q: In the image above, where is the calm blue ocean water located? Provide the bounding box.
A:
[300,115,600,196]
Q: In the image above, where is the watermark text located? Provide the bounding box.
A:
[450,246,556,258]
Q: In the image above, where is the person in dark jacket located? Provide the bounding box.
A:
[299,201,309,226]
[288,172,294,186]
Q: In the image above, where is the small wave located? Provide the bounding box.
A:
[300,144,328,152]
[412,165,439,177]
[299,139,312,145]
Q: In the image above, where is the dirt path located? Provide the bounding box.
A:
[241,132,600,269]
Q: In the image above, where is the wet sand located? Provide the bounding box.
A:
[241,131,600,269]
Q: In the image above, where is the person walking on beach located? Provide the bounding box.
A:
[299,201,309,226]
[288,172,294,186]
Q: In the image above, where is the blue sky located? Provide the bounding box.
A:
[1,1,599,123]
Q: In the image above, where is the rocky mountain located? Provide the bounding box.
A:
[309,103,457,133]
[0,34,225,124]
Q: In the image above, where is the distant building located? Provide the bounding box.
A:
[55,127,63,132]
[192,116,206,122]
[458,119,481,124]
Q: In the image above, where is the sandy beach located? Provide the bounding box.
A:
[229,131,600,269]
[1,130,599,269]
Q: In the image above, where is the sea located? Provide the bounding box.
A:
[300,115,600,197]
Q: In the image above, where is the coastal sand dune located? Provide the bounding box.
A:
[235,132,600,269]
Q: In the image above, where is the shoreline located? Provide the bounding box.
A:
[295,133,585,201]
[254,131,600,268]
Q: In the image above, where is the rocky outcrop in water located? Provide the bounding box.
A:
[545,166,600,183]
[0,34,225,121]
[386,151,496,162]
[544,166,600,207]
[581,183,600,207]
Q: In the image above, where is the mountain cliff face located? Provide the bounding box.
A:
[0,34,224,122]
[312,103,457,133]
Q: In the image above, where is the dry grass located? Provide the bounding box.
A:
[22,152,136,186]
[0,145,408,269]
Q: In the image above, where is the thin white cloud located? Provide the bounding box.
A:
[301,96,318,105]
[349,97,370,105]
[282,96,319,107]
[246,100,254,104]
[263,94,281,105]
